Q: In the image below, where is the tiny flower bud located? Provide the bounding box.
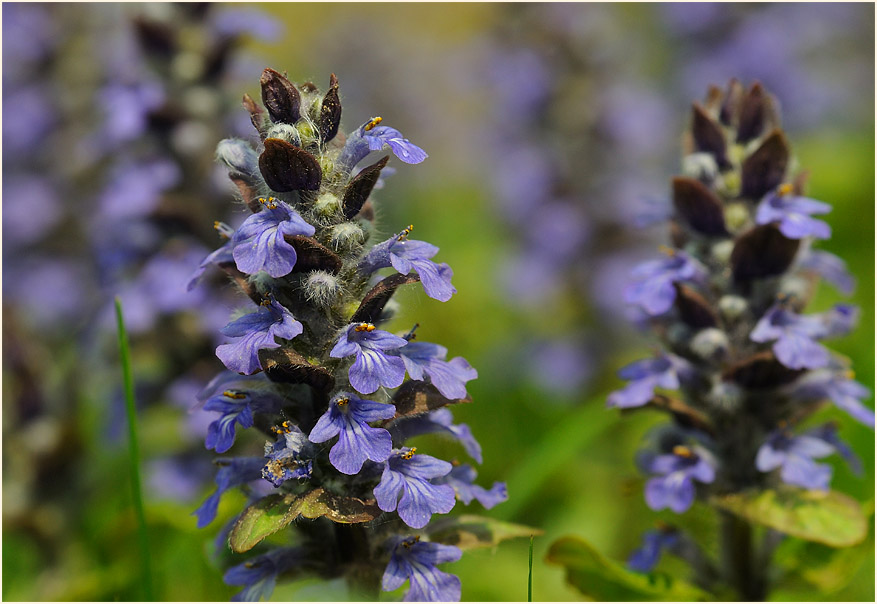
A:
[707,381,745,413]
[690,328,729,361]
[313,192,341,217]
[723,202,750,232]
[216,138,259,178]
[266,123,302,147]
[718,295,748,321]
[330,222,365,251]
[681,152,718,183]
[304,271,342,308]
[711,240,734,265]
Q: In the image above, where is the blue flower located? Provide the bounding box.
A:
[204,388,283,453]
[193,457,265,528]
[216,298,303,375]
[792,370,874,429]
[627,529,679,573]
[389,408,483,463]
[307,392,395,475]
[231,198,316,278]
[396,341,477,400]
[187,222,235,291]
[755,430,835,490]
[358,227,456,302]
[330,323,408,394]
[643,446,715,513]
[821,303,858,338]
[337,118,427,171]
[755,187,832,240]
[433,463,508,509]
[625,251,706,316]
[750,304,832,370]
[808,423,863,475]
[224,547,302,602]
[799,250,855,295]
[382,536,462,602]
[374,448,456,529]
[608,354,690,409]
[262,425,314,486]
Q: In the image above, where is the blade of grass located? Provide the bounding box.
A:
[528,535,535,602]
[115,296,154,601]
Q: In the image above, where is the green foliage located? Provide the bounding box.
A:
[711,489,868,548]
[426,514,540,551]
[546,536,711,601]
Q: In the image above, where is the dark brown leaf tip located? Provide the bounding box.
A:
[242,93,268,138]
[673,283,718,328]
[260,68,301,124]
[284,235,343,274]
[390,381,471,420]
[736,82,780,143]
[350,273,421,325]
[691,103,729,168]
[719,78,744,127]
[343,156,389,219]
[731,223,800,281]
[318,73,342,143]
[723,351,805,389]
[740,130,789,200]
[672,176,729,236]
[259,138,322,191]
[258,347,335,392]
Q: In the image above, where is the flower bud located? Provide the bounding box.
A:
[216,138,259,178]
[690,328,729,361]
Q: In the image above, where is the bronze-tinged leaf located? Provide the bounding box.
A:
[350,273,421,325]
[691,103,729,168]
[672,177,729,236]
[259,138,322,192]
[258,347,335,392]
[673,283,718,328]
[229,176,261,213]
[740,130,789,200]
[296,488,382,524]
[792,170,810,196]
[723,351,804,389]
[644,394,715,435]
[720,78,744,126]
[427,515,541,551]
[318,73,342,143]
[343,156,389,219]
[669,220,688,248]
[284,235,343,274]
[219,262,263,306]
[390,381,471,419]
[260,68,301,124]
[242,93,267,138]
[731,223,800,281]
[703,85,724,114]
[736,82,778,143]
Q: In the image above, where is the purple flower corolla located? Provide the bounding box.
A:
[99,80,165,145]
[643,447,715,513]
[608,354,689,409]
[755,431,835,490]
[799,250,855,295]
[396,341,477,400]
[755,189,832,240]
[307,392,395,475]
[330,324,408,394]
[389,408,482,463]
[337,119,427,171]
[820,303,858,338]
[215,299,302,375]
[358,229,456,302]
[98,159,181,219]
[809,423,863,475]
[792,370,874,429]
[224,547,302,602]
[262,426,313,486]
[374,448,456,529]
[187,222,236,291]
[750,304,832,370]
[193,457,264,528]
[625,251,706,316]
[204,389,282,453]
[2,176,61,250]
[382,537,462,602]
[210,8,284,41]
[627,529,679,573]
[433,463,508,509]
[231,199,315,278]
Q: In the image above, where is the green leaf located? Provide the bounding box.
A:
[546,536,711,601]
[230,489,382,553]
[426,514,541,551]
[711,488,868,548]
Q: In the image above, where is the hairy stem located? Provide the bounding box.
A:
[335,524,381,598]
[720,512,766,601]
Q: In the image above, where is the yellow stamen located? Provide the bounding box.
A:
[223,390,247,400]
[354,323,376,332]
[336,397,349,407]
[364,116,383,131]
[777,183,794,196]
[672,445,693,458]
[402,535,420,548]
[397,224,414,241]
[658,244,677,257]
[261,196,278,209]
[402,447,417,460]
[845,370,855,380]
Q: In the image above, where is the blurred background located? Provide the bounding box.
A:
[2,2,874,601]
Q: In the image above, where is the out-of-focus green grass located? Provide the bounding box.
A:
[3,2,873,602]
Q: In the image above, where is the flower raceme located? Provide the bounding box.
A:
[191,68,510,602]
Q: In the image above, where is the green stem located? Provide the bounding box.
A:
[720,512,765,601]
[115,297,154,601]
[528,535,534,602]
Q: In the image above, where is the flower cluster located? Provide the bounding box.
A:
[192,68,507,601]
[608,81,872,599]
